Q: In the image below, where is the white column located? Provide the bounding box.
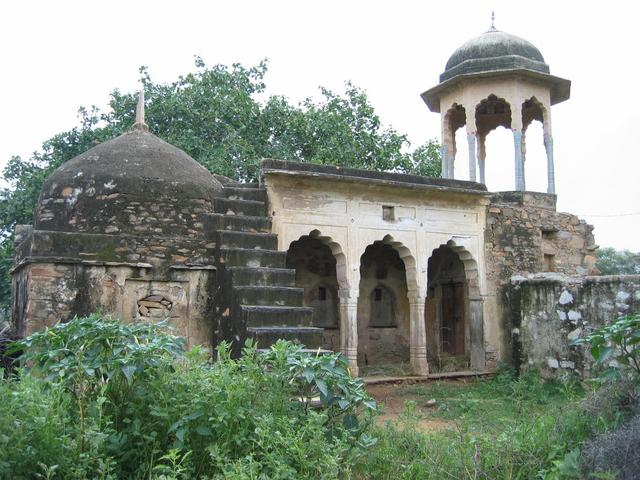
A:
[513,130,525,191]
[544,135,555,194]
[467,134,477,182]
[409,294,429,376]
[339,288,359,376]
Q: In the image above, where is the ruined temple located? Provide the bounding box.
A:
[13,24,638,377]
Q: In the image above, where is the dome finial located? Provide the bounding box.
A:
[133,89,149,132]
[489,10,497,31]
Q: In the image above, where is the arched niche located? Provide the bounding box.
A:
[425,240,483,371]
[357,241,410,370]
[286,233,341,350]
[369,284,396,328]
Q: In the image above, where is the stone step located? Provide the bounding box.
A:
[247,326,324,348]
[217,230,278,250]
[227,267,296,287]
[214,198,266,217]
[234,286,304,307]
[219,248,286,268]
[224,186,267,203]
[205,214,272,233]
[241,305,314,327]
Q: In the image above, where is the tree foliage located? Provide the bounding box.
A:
[0,58,441,313]
[596,247,640,275]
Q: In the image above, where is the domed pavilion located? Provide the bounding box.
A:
[422,16,570,193]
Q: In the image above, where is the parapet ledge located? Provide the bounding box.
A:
[511,273,640,286]
[261,159,489,196]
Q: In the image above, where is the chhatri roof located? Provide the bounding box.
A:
[421,20,571,112]
[440,27,549,82]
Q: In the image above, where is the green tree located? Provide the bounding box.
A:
[0,58,440,314]
[596,247,640,275]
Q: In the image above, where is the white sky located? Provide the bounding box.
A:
[1,0,638,251]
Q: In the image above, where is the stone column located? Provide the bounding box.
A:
[469,298,485,370]
[544,135,555,194]
[477,134,486,185]
[339,289,359,376]
[408,294,429,375]
[513,130,525,191]
[467,134,477,182]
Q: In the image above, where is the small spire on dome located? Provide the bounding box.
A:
[488,10,497,32]
[133,89,149,132]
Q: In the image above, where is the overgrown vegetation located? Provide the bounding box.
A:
[1,315,377,479]
[574,313,640,381]
[354,370,599,479]
[3,313,640,478]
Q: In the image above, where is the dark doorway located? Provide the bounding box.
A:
[441,283,465,355]
[286,236,339,350]
[358,242,410,369]
[426,245,469,370]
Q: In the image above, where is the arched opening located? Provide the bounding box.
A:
[483,127,513,191]
[522,97,548,192]
[426,245,470,371]
[286,235,340,351]
[444,103,466,179]
[475,95,512,190]
[358,242,410,371]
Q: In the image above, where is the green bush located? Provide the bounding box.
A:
[2,315,377,479]
[573,314,640,381]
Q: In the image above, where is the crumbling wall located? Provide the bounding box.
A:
[11,262,214,347]
[509,274,640,377]
[484,191,598,367]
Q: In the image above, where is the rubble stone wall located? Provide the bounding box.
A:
[509,274,640,377]
[484,191,598,367]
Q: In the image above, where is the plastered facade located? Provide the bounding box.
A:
[263,162,492,375]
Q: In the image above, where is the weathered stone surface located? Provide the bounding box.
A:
[510,274,640,377]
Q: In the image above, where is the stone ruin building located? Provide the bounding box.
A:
[11,25,640,377]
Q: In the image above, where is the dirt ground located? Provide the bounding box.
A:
[366,381,458,433]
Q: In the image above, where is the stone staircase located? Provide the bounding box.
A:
[209,183,323,355]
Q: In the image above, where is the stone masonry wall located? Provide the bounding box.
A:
[509,274,640,377]
[486,191,597,284]
[484,191,598,366]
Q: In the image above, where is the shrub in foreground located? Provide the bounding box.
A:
[2,315,377,479]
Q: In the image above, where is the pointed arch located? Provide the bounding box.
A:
[475,94,512,136]
[288,229,349,291]
[440,239,480,299]
[379,234,420,297]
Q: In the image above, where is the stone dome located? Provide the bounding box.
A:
[440,28,550,82]
[35,128,224,235]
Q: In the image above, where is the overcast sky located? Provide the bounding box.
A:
[1,0,638,251]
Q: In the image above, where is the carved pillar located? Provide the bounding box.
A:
[477,134,486,184]
[544,135,555,194]
[409,294,429,375]
[339,289,359,376]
